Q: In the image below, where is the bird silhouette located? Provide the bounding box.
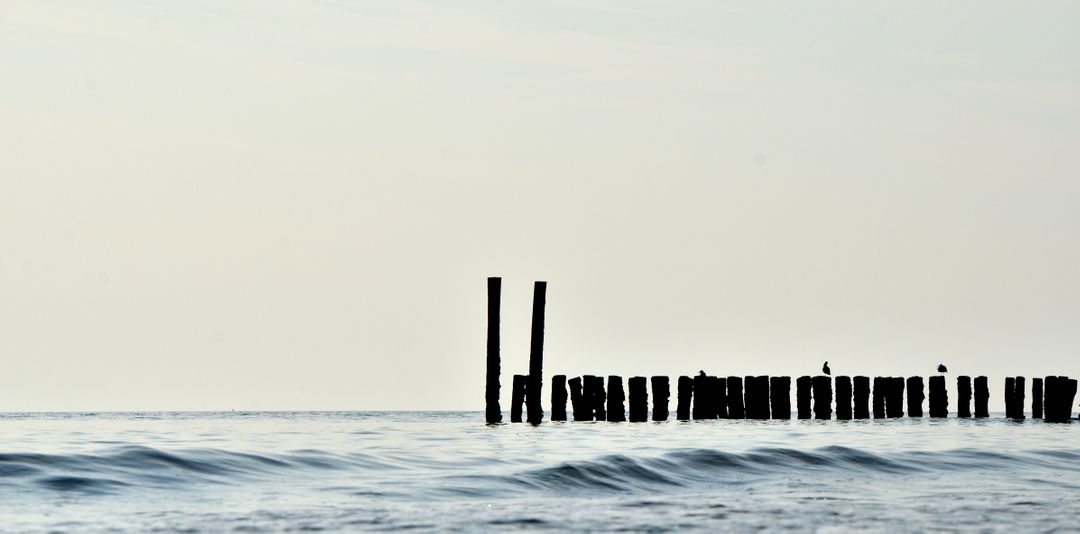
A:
[822,361,831,376]
[937,363,948,375]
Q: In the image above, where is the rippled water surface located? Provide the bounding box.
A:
[1,412,1079,531]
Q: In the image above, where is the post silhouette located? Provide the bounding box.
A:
[676,376,693,421]
[607,376,626,422]
[957,376,972,418]
[1013,376,1026,420]
[1004,377,1017,419]
[714,377,729,418]
[1032,377,1043,419]
[551,375,567,421]
[770,376,791,419]
[485,277,502,423]
[906,377,924,418]
[929,376,947,418]
[812,375,832,420]
[796,376,812,419]
[872,377,886,418]
[586,375,607,421]
[974,376,989,418]
[886,377,905,418]
[727,376,745,419]
[835,376,852,420]
[526,281,546,424]
[853,376,870,419]
[511,374,526,423]
[628,376,648,422]
[1044,376,1076,422]
[693,374,712,419]
[569,376,588,421]
[746,376,770,419]
[651,376,670,421]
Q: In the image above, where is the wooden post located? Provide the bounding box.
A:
[586,375,607,421]
[835,376,852,420]
[1032,377,1043,419]
[770,376,791,419]
[693,374,712,419]
[1014,376,1026,420]
[628,376,648,422]
[929,376,947,418]
[974,376,989,418]
[853,376,870,419]
[746,376,770,419]
[906,377,924,418]
[651,376,670,421]
[1004,377,1016,419]
[1066,378,1077,421]
[714,377,729,418]
[551,375,567,421]
[511,374,527,423]
[607,376,626,422]
[796,376,812,419]
[485,277,502,423]
[569,376,588,421]
[727,376,745,419]
[526,281,546,424]
[676,376,693,421]
[812,375,832,420]
[887,377,905,418]
[872,377,886,418]
[1045,376,1076,423]
[957,376,972,418]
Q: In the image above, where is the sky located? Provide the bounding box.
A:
[1,1,1079,411]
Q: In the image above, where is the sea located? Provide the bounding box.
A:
[1,412,1078,532]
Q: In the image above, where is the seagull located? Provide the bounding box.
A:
[937,363,948,375]
[822,361,831,376]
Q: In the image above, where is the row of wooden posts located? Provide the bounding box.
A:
[508,373,1077,423]
[483,277,1077,424]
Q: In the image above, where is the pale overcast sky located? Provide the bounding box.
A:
[2,1,1078,411]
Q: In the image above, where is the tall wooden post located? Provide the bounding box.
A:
[1004,377,1016,419]
[676,376,693,420]
[929,376,947,418]
[835,376,852,420]
[485,277,502,423]
[651,376,670,421]
[1032,377,1043,419]
[585,375,606,421]
[1013,376,1026,420]
[812,375,832,420]
[607,376,626,422]
[714,377,729,418]
[628,376,648,422]
[526,281,546,424]
[770,376,791,419]
[974,376,989,418]
[727,376,745,419]
[796,376,812,419]
[886,377,905,418]
[957,376,972,418]
[569,377,589,421]
[853,376,870,419]
[872,377,886,418]
[693,374,712,419]
[906,377,924,418]
[551,375,567,421]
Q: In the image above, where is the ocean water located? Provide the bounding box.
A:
[1,412,1078,532]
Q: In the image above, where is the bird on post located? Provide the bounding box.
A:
[822,361,831,376]
[937,363,948,376]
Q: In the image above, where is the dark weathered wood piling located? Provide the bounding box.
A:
[1044,376,1077,422]
[693,374,712,420]
[585,375,606,421]
[511,374,527,423]
[907,376,924,418]
[607,376,626,422]
[797,376,812,419]
[853,376,870,419]
[886,377,905,418]
[569,376,587,421]
[872,377,886,418]
[485,277,502,424]
[676,376,692,420]
[929,376,947,418]
[628,376,648,422]
[727,376,745,419]
[526,282,546,424]
[835,376,852,420]
[746,376,771,419]
[974,376,989,418]
[957,376,972,418]
[770,376,791,419]
[1032,377,1043,419]
[551,375,567,421]
[812,375,832,419]
[651,376,670,421]
[714,377,729,418]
